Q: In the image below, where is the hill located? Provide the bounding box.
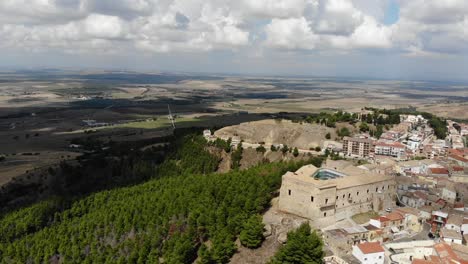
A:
[0,134,319,263]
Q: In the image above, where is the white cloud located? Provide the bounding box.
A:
[315,0,363,35]
[265,17,318,49]
[0,0,466,57]
[242,0,313,18]
[350,16,391,48]
[84,14,125,39]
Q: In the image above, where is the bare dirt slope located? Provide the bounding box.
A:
[215,119,335,150]
[230,198,309,264]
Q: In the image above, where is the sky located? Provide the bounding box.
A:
[0,0,468,81]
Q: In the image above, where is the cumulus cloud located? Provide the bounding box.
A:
[265,17,318,49]
[0,0,466,57]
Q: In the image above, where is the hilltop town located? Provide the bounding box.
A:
[1,72,467,263]
[203,108,468,264]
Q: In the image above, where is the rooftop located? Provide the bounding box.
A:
[356,242,384,254]
[429,168,449,175]
[285,164,394,189]
[313,168,347,180]
[449,154,468,163]
[440,228,462,239]
[446,214,464,226]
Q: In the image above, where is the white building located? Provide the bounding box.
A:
[441,187,457,204]
[375,142,406,158]
[203,129,212,138]
[462,218,468,234]
[445,214,463,232]
[352,242,385,264]
[440,228,463,245]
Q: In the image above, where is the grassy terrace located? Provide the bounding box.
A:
[352,211,379,224]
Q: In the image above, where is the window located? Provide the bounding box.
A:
[348,193,351,198]
[336,196,338,200]
[379,256,382,259]
[311,196,314,202]
[324,212,327,217]
[357,191,359,196]
[343,194,345,199]
[367,189,369,193]
[325,198,328,204]
[382,186,384,190]
[364,258,367,261]
[288,189,291,196]
[376,187,378,192]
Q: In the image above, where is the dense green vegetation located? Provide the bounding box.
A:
[230,144,243,170]
[336,127,350,138]
[0,133,319,263]
[239,215,264,249]
[269,223,324,264]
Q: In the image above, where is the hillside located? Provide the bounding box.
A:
[0,134,316,263]
[214,119,336,150]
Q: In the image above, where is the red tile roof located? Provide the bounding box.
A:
[385,212,404,221]
[433,243,466,264]
[429,168,449,175]
[412,256,441,264]
[356,242,385,254]
[449,154,468,163]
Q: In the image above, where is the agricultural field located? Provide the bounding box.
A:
[1,70,467,189]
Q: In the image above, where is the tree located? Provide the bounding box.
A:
[269,223,324,264]
[270,145,277,152]
[359,122,369,132]
[256,146,266,154]
[325,133,331,140]
[281,145,289,154]
[292,147,299,157]
[314,146,321,152]
[231,144,243,170]
[375,125,384,139]
[337,127,350,138]
[239,215,264,249]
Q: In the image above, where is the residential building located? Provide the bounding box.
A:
[324,226,369,253]
[352,242,385,264]
[428,167,449,177]
[431,210,449,234]
[369,212,405,233]
[395,207,423,233]
[343,136,374,158]
[375,142,406,158]
[440,228,463,245]
[401,191,427,208]
[445,214,464,232]
[449,154,468,167]
[461,218,468,235]
[441,187,457,204]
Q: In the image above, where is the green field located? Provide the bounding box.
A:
[115,116,199,129]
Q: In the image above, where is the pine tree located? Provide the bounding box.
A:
[239,215,264,248]
[292,147,299,157]
[269,223,324,264]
